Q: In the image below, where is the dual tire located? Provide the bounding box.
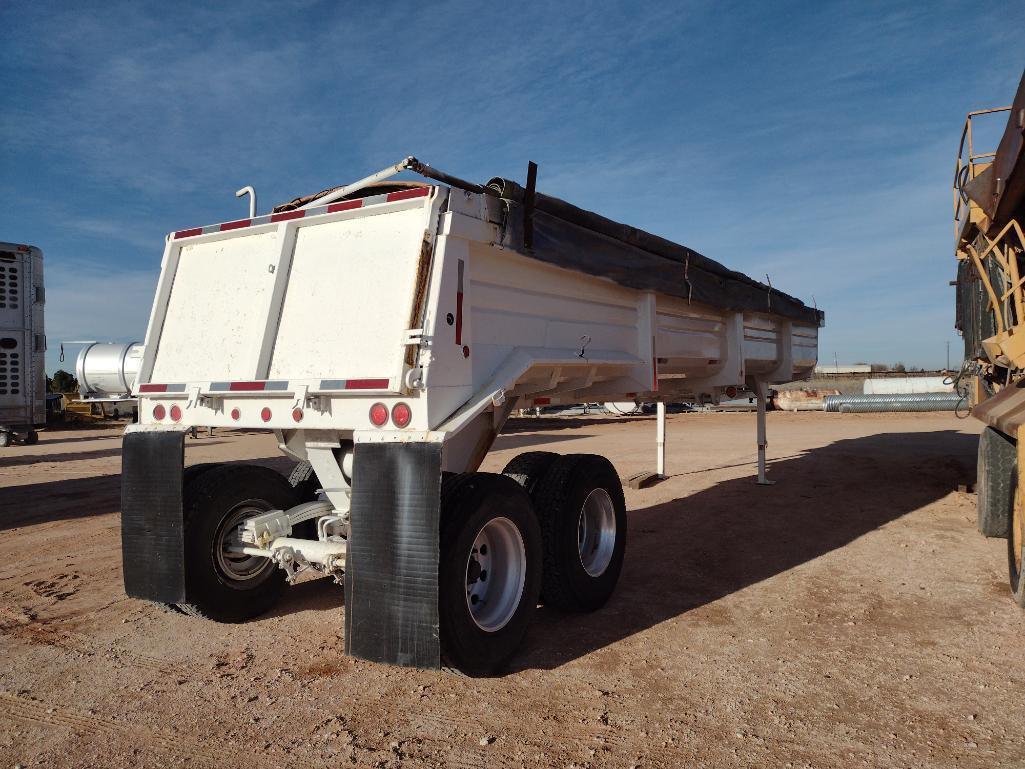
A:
[174,463,293,621]
[438,452,627,675]
[977,427,1025,607]
[165,453,626,676]
[501,452,627,612]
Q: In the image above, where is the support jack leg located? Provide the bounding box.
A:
[754,380,776,486]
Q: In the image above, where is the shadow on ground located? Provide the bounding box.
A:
[0,455,293,531]
[509,429,978,671]
[3,427,979,675]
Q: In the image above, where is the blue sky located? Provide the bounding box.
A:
[1,1,1022,373]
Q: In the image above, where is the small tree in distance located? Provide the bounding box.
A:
[49,370,79,394]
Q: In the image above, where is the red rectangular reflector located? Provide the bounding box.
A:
[229,381,266,391]
[174,228,202,239]
[386,187,429,202]
[327,200,363,213]
[220,219,251,231]
[533,398,551,405]
[344,378,389,390]
[17,245,30,252]
[139,384,168,393]
[271,210,305,222]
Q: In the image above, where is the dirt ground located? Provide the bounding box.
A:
[1,411,1022,768]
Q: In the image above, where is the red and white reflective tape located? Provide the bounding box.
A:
[172,187,430,240]
[138,378,390,394]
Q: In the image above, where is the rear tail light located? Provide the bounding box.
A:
[292,408,304,422]
[391,402,411,428]
[152,404,166,421]
[724,385,738,399]
[230,407,241,421]
[369,402,388,427]
[260,407,272,422]
[169,404,182,422]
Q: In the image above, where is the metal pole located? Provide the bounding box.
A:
[754,380,775,486]
[656,401,666,478]
[235,186,257,218]
[299,158,416,210]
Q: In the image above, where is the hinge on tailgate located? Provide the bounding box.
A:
[403,328,427,346]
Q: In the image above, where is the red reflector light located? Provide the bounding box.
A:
[292,408,304,422]
[391,402,411,428]
[369,402,388,427]
[169,404,182,422]
[152,404,166,421]
[230,408,241,421]
[261,407,272,422]
[725,386,738,399]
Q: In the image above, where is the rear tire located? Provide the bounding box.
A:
[287,461,322,538]
[978,427,1016,538]
[23,430,38,445]
[184,462,223,487]
[532,454,627,612]
[439,473,542,676]
[154,464,225,615]
[288,460,322,502]
[502,451,559,495]
[175,464,294,622]
[1009,481,1025,608]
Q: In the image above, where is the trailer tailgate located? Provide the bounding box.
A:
[144,194,437,389]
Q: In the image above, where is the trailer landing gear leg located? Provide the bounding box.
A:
[625,402,667,490]
[754,380,775,486]
[656,401,667,480]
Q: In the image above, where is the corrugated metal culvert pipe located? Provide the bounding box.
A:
[823,393,963,413]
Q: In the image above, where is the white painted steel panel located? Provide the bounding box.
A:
[150,230,280,382]
[268,207,426,381]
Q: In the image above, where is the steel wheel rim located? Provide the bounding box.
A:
[214,501,276,585]
[577,487,616,577]
[1015,484,1024,576]
[465,516,526,632]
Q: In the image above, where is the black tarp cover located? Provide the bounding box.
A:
[486,178,823,327]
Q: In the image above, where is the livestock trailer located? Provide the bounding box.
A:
[0,242,44,446]
[122,158,822,673]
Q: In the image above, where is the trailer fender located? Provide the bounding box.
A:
[344,440,443,669]
[121,429,187,602]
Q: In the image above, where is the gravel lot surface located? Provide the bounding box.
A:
[2,411,1022,768]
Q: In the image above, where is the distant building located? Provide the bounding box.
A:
[814,364,873,375]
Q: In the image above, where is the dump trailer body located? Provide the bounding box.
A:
[135,185,820,441]
[124,161,821,672]
[0,242,44,445]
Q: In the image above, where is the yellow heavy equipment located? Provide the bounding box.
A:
[954,68,1025,606]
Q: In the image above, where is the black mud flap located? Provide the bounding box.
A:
[345,441,442,669]
[121,430,186,603]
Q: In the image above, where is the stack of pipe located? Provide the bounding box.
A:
[823,393,962,413]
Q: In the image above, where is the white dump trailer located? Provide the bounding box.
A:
[0,242,45,446]
[122,158,822,674]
